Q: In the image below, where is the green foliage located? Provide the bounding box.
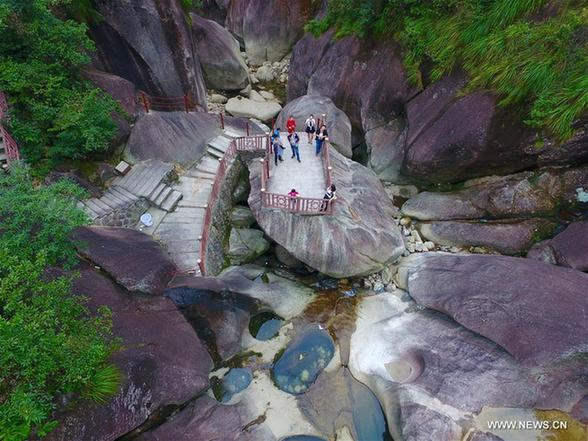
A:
[0,0,118,166]
[0,164,119,440]
[308,0,588,140]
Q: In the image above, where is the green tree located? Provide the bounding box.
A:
[0,165,120,440]
[0,0,118,165]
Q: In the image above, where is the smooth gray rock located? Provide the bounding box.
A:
[226,96,282,122]
[227,228,270,264]
[396,253,588,366]
[71,226,176,295]
[230,206,256,228]
[418,218,555,255]
[248,148,405,278]
[401,167,588,220]
[276,95,353,158]
[127,111,221,163]
[191,14,249,91]
[84,68,141,117]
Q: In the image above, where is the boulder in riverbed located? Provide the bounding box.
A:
[248,147,405,278]
[226,96,282,122]
[396,253,588,366]
[71,226,176,295]
[527,221,588,271]
[191,13,249,91]
[227,228,270,265]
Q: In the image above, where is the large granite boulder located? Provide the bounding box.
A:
[226,95,282,122]
[349,291,588,441]
[136,395,272,440]
[401,166,588,220]
[191,14,249,91]
[418,218,555,255]
[226,0,316,64]
[46,267,212,441]
[527,221,588,271]
[275,95,353,158]
[247,147,405,278]
[396,253,588,366]
[89,0,206,107]
[84,69,141,117]
[289,31,588,184]
[71,227,176,295]
[127,111,262,163]
[227,228,270,265]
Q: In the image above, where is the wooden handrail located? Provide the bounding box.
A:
[0,92,21,166]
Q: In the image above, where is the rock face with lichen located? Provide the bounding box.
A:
[248,147,405,278]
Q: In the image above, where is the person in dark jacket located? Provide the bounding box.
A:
[315,125,328,156]
[273,135,284,165]
[321,184,336,212]
[288,132,301,162]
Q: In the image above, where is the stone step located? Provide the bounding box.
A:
[160,190,182,212]
[207,134,233,153]
[154,186,173,207]
[78,201,100,220]
[197,157,221,175]
[149,182,167,202]
[168,251,200,273]
[184,169,216,180]
[103,188,131,207]
[99,192,122,210]
[223,127,244,138]
[83,199,109,218]
[110,186,139,204]
[206,147,224,159]
[115,160,173,199]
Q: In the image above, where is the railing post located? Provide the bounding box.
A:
[220,112,225,129]
[246,121,250,136]
[141,93,150,113]
[184,94,190,113]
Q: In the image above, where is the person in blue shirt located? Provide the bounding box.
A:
[273,135,284,165]
[288,133,301,163]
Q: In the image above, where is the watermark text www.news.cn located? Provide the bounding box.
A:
[487,420,568,430]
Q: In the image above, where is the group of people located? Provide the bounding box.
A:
[270,114,337,212]
[270,114,330,166]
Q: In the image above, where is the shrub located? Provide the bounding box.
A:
[307,0,588,140]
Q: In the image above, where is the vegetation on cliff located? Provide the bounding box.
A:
[308,0,588,140]
[0,0,118,168]
[0,166,119,440]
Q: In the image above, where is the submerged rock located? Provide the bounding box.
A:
[248,148,405,278]
[71,226,176,295]
[396,253,588,366]
[272,327,335,395]
[213,368,253,402]
[191,13,249,91]
[136,395,272,441]
[46,267,212,441]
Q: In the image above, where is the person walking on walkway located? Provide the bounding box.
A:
[315,124,328,156]
[321,184,336,212]
[288,132,301,162]
[287,115,297,135]
[273,135,284,165]
[305,114,316,143]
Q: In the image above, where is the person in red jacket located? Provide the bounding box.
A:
[286,115,296,135]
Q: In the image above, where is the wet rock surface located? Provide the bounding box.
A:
[71,226,176,295]
[227,228,271,265]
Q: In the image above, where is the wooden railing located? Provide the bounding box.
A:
[139,91,197,113]
[0,92,21,166]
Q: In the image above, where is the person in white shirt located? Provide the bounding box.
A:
[305,114,316,144]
